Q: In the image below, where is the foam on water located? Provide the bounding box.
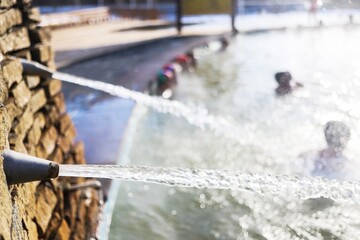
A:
[59,164,360,204]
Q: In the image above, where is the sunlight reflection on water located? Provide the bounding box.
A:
[109,27,360,239]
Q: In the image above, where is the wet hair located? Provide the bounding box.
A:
[274,72,292,84]
[324,121,351,150]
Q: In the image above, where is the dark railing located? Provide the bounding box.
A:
[37,0,307,32]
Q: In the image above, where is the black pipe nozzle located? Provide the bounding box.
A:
[2,150,59,185]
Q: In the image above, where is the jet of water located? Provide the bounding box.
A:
[59,164,360,204]
[53,72,231,135]
[16,58,255,147]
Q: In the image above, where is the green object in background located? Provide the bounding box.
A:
[183,0,231,15]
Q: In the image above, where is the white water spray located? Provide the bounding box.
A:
[52,71,360,205]
[59,164,360,204]
[53,72,231,135]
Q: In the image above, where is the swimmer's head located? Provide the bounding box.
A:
[275,72,292,85]
[324,121,351,151]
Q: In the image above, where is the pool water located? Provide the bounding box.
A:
[110,27,360,239]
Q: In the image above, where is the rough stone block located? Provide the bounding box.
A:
[86,190,101,239]
[45,60,57,70]
[0,104,10,152]
[8,185,36,239]
[35,183,58,235]
[24,217,39,240]
[63,191,80,231]
[57,136,72,154]
[11,80,31,108]
[26,112,46,145]
[71,200,86,240]
[62,153,74,165]
[34,112,45,129]
[13,105,33,141]
[56,219,71,240]
[0,159,12,240]
[29,27,51,44]
[0,126,10,201]
[57,113,72,135]
[31,44,52,63]
[27,120,41,145]
[44,211,62,240]
[29,89,46,113]
[39,126,58,156]
[24,7,41,23]
[35,144,47,159]
[25,75,40,89]
[1,60,23,88]
[0,77,8,103]
[8,131,17,145]
[50,146,63,163]
[0,8,22,36]
[72,141,86,164]
[4,98,21,123]
[43,79,62,98]
[25,142,36,156]
[64,121,77,142]
[11,138,27,153]
[0,0,15,9]
[43,105,60,127]
[0,27,30,54]
[51,92,66,114]
[11,49,31,60]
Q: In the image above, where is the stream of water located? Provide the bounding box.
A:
[59,164,360,204]
[53,72,231,135]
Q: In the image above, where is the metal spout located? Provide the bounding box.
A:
[2,150,59,185]
[11,57,54,78]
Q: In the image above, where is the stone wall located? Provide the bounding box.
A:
[0,1,101,239]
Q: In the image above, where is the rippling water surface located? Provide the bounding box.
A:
[110,27,360,239]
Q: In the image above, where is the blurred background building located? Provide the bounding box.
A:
[31,0,311,15]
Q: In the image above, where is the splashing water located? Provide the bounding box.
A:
[53,72,230,135]
[59,164,360,204]
[105,27,360,239]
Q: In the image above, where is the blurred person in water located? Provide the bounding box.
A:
[312,121,350,177]
[155,68,177,99]
[308,0,324,25]
[174,52,196,72]
[274,71,303,96]
[309,0,318,16]
[301,121,351,209]
[301,121,351,179]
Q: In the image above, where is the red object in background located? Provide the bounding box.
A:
[175,54,190,64]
